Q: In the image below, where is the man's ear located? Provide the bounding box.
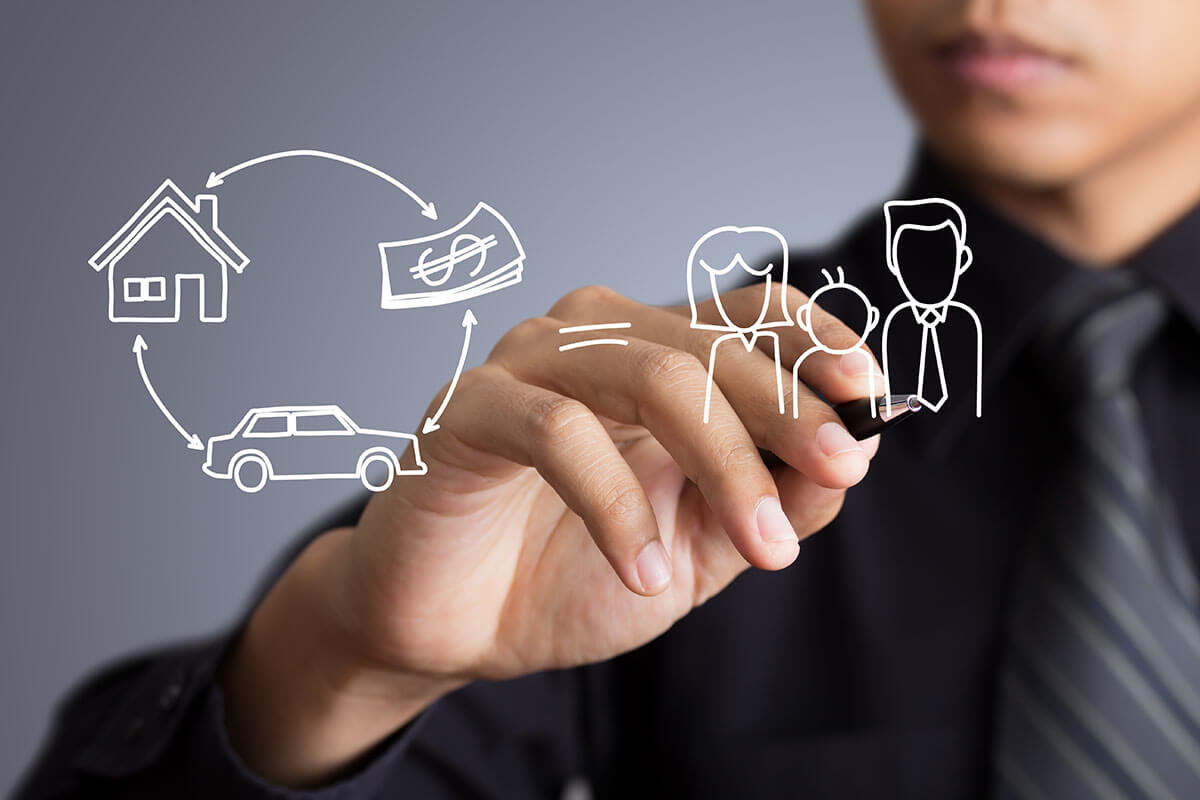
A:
[868,306,880,330]
[958,244,974,274]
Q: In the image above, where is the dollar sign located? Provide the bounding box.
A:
[413,234,487,288]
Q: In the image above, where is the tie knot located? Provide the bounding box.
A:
[917,306,946,326]
[1033,270,1166,398]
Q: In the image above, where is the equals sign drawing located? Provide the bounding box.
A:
[557,322,632,352]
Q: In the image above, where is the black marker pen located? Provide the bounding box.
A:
[759,394,921,469]
[835,393,922,440]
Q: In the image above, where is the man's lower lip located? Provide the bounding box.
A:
[939,49,1068,91]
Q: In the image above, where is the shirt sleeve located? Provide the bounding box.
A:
[15,631,586,799]
[13,500,588,799]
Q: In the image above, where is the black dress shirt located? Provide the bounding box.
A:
[17,150,1200,798]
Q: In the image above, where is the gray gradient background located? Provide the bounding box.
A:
[0,1,911,791]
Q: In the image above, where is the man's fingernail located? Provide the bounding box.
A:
[636,540,672,593]
[840,351,872,377]
[816,422,864,458]
[862,433,881,460]
[756,497,798,544]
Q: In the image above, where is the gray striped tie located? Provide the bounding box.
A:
[992,270,1200,799]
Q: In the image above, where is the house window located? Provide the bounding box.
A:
[124,277,166,303]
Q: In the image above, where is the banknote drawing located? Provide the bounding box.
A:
[379,202,525,309]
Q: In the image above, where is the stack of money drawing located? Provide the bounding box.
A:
[378,203,525,309]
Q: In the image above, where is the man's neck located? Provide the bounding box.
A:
[960,106,1200,267]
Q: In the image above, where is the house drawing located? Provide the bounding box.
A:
[88,179,249,323]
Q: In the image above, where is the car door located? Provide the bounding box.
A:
[237,411,291,475]
[285,410,358,478]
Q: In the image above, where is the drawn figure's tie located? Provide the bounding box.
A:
[992,270,1200,799]
[916,313,948,411]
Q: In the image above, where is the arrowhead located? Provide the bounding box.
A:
[462,309,478,328]
[205,172,223,189]
[186,434,205,451]
[421,418,440,435]
[421,203,438,221]
[132,334,148,353]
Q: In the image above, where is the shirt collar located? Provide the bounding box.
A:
[912,303,949,327]
[1121,200,1200,332]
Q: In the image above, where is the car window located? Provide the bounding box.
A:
[293,413,352,435]
[245,413,289,437]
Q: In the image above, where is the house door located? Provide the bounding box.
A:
[175,274,225,323]
[176,275,203,321]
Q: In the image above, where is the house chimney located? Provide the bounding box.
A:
[195,194,218,229]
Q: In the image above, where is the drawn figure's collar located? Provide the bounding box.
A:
[911,303,950,327]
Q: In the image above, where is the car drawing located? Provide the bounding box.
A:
[202,405,427,493]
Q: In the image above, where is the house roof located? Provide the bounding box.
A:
[88,178,249,274]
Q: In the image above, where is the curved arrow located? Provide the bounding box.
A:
[132,335,204,450]
[422,309,477,435]
[206,149,438,220]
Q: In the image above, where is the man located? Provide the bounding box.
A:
[18,0,1200,796]
[879,198,982,417]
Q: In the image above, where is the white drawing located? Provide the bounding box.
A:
[132,335,204,450]
[206,148,437,220]
[88,180,248,323]
[791,267,880,419]
[686,225,790,423]
[558,322,631,352]
[881,197,982,417]
[202,405,428,494]
[379,202,525,309]
[421,309,477,434]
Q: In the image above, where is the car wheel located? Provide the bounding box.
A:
[359,452,396,492]
[233,454,269,493]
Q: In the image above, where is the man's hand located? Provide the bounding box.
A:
[221,283,879,786]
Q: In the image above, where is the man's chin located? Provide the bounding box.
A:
[925,121,1102,191]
